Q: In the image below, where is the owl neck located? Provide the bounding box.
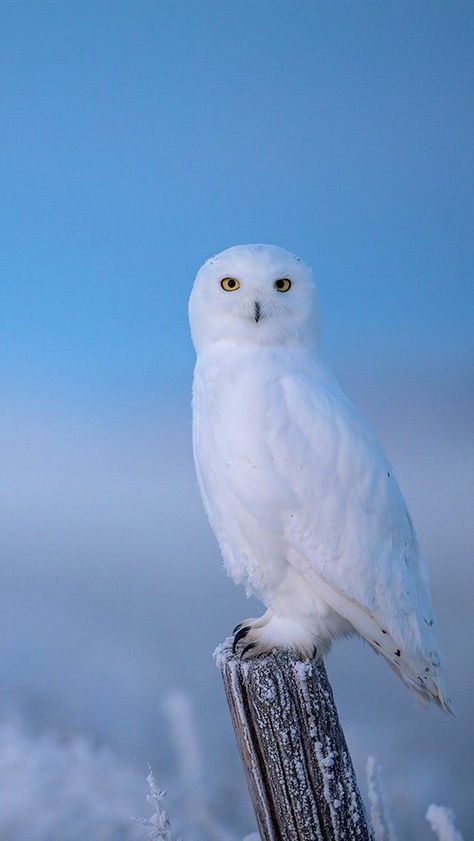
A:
[197,339,329,377]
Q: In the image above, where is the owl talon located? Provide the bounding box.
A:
[232,626,250,653]
[241,642,256,658]
[231,613,319,660]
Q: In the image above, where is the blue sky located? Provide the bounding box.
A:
[1,0,473,402]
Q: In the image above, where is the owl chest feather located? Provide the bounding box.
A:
[192,347,304,588]
[193,350,287,511]
[193,344,398,578]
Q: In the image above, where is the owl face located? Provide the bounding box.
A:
[189,244,319,353]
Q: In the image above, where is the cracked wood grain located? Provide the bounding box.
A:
[216,641,373,841]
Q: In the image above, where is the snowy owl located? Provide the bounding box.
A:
[189,244,450,711]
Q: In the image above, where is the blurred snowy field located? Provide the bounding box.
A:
[0,362,472,840]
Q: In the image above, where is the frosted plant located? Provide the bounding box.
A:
[135,768,177,841]
[426,805,464,841]
[366,756,398,841]
[365,758,466,841]
[163,690,236,841]
[163,691,203,829]
[0,717,144,841]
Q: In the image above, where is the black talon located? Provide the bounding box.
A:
[241,642,256,658]
[232,622,243,634]
[232,626,250,653]
[312,646,317,660]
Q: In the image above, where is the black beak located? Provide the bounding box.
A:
[254,301,261,323]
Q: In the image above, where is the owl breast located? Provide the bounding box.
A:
[192,347,299,591]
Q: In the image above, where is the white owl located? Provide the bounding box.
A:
[189,243,450,711]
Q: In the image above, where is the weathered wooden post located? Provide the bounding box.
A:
[216,639,372,841]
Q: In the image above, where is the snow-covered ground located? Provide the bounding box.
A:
[0,364,472,839]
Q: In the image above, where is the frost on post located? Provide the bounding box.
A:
[216,639,373,841]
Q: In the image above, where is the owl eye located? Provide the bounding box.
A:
[221,277,240,291]
[274,278,292,292]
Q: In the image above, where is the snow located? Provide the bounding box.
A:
[426,805,464,841]
[366,756,398,841]
[0,718,144,841]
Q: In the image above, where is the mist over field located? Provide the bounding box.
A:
[1,362,472,839]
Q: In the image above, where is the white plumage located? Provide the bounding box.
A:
[189,243,450,711]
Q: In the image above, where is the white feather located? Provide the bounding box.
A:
[189,244,450,711]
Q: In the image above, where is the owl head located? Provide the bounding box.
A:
[189,244,320,353]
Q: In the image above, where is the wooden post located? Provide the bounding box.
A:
[216,639,372,841]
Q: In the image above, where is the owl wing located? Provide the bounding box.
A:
[270,371,450,711]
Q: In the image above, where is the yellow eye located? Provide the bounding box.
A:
[220,277,240,292]
[274,278,292,292]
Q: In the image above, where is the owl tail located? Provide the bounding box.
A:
[383,658,454,715]
[309,571,454,714]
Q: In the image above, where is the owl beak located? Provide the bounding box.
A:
[254,301,261,323]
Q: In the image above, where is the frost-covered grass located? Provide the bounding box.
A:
[135,770,177,841]
[0,718,144,841]
[0,697,251,841]
[366,756,398,841]
[366,759,465,841]
[426,805,465,841]
[137,757,467,841]
[162,690,236,841]
[0,711,466,841]
[136,768,259,841]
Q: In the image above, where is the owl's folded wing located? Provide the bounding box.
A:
[270,372,451,711]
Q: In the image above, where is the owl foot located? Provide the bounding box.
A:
[234,613,318,661]
[232,610,272,654]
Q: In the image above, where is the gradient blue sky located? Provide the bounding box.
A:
[1,0,473,404]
